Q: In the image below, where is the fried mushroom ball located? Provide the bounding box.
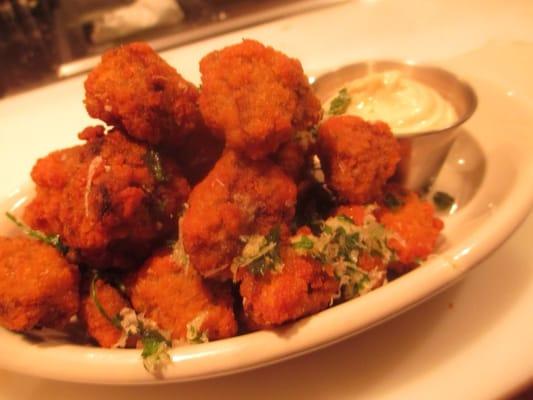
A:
[238,246,339,329]
[24,126,190,269]
[126,248,237,341]
[182,150,297,280]
[0,237,79,332]
[317,115,400,204]
[377,188,444,273]
[85,42,201,147]
[79,277,130,348]
[199,39,322,160]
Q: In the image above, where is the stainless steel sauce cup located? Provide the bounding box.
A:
[312,60,477,191]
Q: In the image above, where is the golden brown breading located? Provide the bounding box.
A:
[24,126,190,269]
[126,248,237,341]
[317,115,400,204]
[84,42,201,147]
[0,237,79,332]
[238,247,338,329]
[199,39,321,160]
[79,278,130,348]
[377,188,444,272]
[182,150,297,280]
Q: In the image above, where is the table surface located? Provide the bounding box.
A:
[0,0,532,398]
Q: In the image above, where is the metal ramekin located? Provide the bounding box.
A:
[312,60,478,191]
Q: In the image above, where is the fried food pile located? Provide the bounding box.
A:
[0,40,443,370]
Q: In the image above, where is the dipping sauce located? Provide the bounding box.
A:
[324,70,457,135]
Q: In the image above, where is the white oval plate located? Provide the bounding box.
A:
[0,74,531,385]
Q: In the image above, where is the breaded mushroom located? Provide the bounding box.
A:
[126,248,237,342]
[182,150,297,279]
[317,115,400,204]
[238,246,338,329]
[80,277,130,348]
[85,42,201,147]
[0,237,79,332]
[24,126,190,269]
[199,39,321,160]
[377,188,444,272]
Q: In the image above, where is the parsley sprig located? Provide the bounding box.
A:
[328,88,351,115]
[90,272,172,374]
[232,226,283,277]
[5,212,68,254]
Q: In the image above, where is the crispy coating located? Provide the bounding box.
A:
[24,126,190,269]
[79,278,129,348]
[239,247,338,329]
[0,237,79,332]
[377,189,444,271]
[317,115,400,204]
[85,42,201,146]
[182,150,297,279]
[199,39,321,160]
[126,248,237,341]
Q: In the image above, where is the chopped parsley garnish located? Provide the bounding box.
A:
[433,191,455,211]
[292,235,314,250]
[185,314,209,344]
[328,88,351,115]
[90,273,122,329]
[5,212,68,254]
[248,226,282,276]
[232,226,283,277]
[144,149,167,183]
[90,272,172,374]
[383,192,405,210]
[291,207,393,301]
[336,214,354,224]
[140,325,172,373]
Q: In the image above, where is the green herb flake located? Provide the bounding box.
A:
[140,328,171,373]
[337,214,354,224]
[5,212,68,254]
[383,193,405,210]
[144,149,167,183]
[292,235,314,250]
[433,191,455,211]
[90,273,122,330]
[328,88,351,115]
[234,226,282,277]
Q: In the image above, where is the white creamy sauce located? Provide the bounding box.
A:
[325,70,457,134]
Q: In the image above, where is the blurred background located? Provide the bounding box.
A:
[0,0,343,97]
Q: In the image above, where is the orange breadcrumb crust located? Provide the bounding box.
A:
[85,42,201,147]
[24,127,190,269]
[238,247,339,329]
[182,150,297,279]
[80,278,130,348]
[378,190,443,271]
[318,115,400,204]
[199,39,321,160]
[126,248,237,341]
[0,237,79,332]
